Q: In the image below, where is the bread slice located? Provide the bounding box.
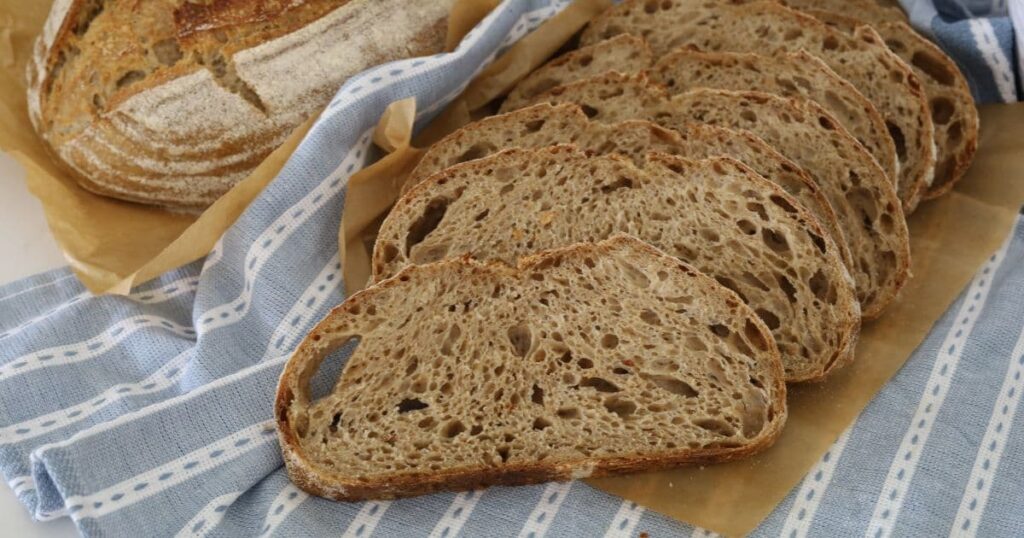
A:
[501,34,653,113]
[377,146,860,382]
[409,102,850,270]
[579,0,935,213]
[277,235,787,501]
[649,49,898,189]
[784,4,979,199]
[530,73,909,319]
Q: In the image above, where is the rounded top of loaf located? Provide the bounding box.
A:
[28,0,452,208]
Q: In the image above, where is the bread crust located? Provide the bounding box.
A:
[276,236,787,502]
[28,0,451,209]
[788,4,979,199]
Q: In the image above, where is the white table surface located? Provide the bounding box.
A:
[0,150,80,537]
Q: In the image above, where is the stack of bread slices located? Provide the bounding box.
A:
[275,0,977,502]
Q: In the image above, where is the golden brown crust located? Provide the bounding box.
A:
[28,0,451,208]
[276,236,787,502]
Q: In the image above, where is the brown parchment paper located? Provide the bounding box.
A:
[333,3,1024,533]
[0,0,486,295]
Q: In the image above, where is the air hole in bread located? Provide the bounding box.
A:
[768,194,798,214]
[644,0,659,13]
[603,396,637,419]
[577,357,594,369]
[740,109,757,123]
[746,202,768,221]
[912,50,955,86]
[153,38,183,66]
[73,0,104,37]
[885,120,908,162]
[557,407,581,419]
[523,119,547,133]
[397,398,429,413]
[761,228,789,254]
[777,275,797,304]
[405,198,449,256]
[639,309,661,326]
[115,70,146,90]
[600,176,635,194]
[755,308,780,330]
[530,384,544,405]
[783,28,803,41]
[931,96,955,125]
[808,232,827,255]
[736,218,758,235]
[601,334,620,349]
[809,269,836,304]
[580,104,600,118]
[328,412,342,433]
[694,418,735,437]
[456,143,495,164]
[507,323,533,357]
[848,187,879,227]
[380,243,399,263]
[714,276,746,303]
[818,115,837,131]
[647,375,698,398]
[533,417,552,431]
[709,324,730,338]
[442,420,466,438]
[581,377,621,393]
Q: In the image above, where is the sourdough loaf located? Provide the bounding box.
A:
[579,0,934,213]
[377,146,860,382]
[277,235,787,501]
[409,102,851,270]
[530,73,910,318]
[27,0,452,209]
[781,1,979,199]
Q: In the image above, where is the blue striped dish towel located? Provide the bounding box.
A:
[900,0,1022,102]
[1,1,1023,536]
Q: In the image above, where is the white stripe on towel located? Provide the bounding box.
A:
[604,500,645,538]
[0,349,191,444]
[781,427,854,538]
[865,239,1011,538]
[63,420,277,519]
[952,322,1024,536]
[342,500,392,538]
[518,482,573,538]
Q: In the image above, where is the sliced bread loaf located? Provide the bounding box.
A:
[784,3,979,199]
[501,34,653,113]
[408,103,850,269]
[649,49,897,188]
[277,235,787,501]
[376,146,860,382]
[579,0,935,213]
[529,73,910,318]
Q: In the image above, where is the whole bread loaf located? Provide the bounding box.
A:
[529,73,910,319]
[377,146,860,382]
[27,0,452,209]
[409,102,851,271]
[278,235,787,501]
[579,0,934,213]
[781,2,979,199]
